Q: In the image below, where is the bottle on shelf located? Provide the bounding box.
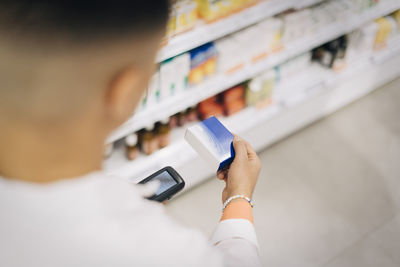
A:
[333,36,348,71]
[140,124,159,155]
[125,133,139,161]
[186,106,198,122]
[177,111,188,126]
[169,113,179,128]
[246,77,262,107]
[156,118,172,149]
[313,37,341,69]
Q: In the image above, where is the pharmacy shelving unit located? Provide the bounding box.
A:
[157,0,332,63]
[104,1,400,191]
[107,0,400,144]
[105,46,400,188]
[293,0,325,10]
[156,0,294,63]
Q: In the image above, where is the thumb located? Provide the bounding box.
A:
[136,180,160,198]
[233,136,248,160]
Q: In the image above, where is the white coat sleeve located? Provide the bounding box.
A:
[210,219,262,267]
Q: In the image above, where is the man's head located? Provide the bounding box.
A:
[0,1,168,130]
[0,1,169,181]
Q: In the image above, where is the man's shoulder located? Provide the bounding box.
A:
[0,172,222,266]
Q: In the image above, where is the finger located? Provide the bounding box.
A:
[243,140,258,160]
[136,180,160,198]
[217,169,229,180]
[222,186,228,204]
[232,136,248,160]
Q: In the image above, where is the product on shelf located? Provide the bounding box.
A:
[346,11,400,62]
[103,143,114,159]
[215,36,245,74]
[393,10,400,28]
[385,16,398,42]
[140,124,159,155]
[135,72,159,113]
[156,118,172,148]
[221,85,246,116]
[165,4,177,40]
[186,106,199,122]
[245,69,276,108]
[374,17,395,49]
[215,16,283,74]
[346,22,379,62]
[175,0,198,34]
[278,52,312,80]
[258,17,284,54]
[145,71,161,109]
[135,90,148,114]
[169,113,179,128]
[198,96,224,120]
[125,133,139,161]
[177,111,188,126]
[281,8,314,44]
[160,52,190,99]
[196,0,258,23]
[165,0,198,39]
[189,42,217,84]
[334,36,348,71]
[280,0,386,47]
[312,36,348,71]
[234,26,268,64]
[221,85,244,103]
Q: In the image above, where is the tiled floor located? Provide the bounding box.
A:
[166,77,400,267]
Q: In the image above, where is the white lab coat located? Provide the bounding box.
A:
[0,172,261,267]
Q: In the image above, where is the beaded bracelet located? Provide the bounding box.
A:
[222,194,254,212]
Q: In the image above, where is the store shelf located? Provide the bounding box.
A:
[293,0,325,10]
[107,1,400,144]
[372,36,400,64]
[156,0,293,63]
[105,50,400,191]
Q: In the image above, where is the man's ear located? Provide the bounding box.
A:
[104,67,146,127]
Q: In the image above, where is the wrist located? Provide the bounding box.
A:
[220,200,254,223]
[223,194,254,211]
[226,190,253,200]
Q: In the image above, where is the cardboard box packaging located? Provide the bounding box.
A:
[185,116,235,171]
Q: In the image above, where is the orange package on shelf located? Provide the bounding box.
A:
[224,99,246,116]
[198,97,224,120]
[221,85,244,104]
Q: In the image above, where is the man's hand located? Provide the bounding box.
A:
[217,136,261,203]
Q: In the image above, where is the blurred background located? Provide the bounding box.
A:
[102,0,400,266]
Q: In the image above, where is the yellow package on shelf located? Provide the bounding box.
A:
[175,1,198,35]
[392,10,400,28]
[196,0,258,23]
[165,0,199,39]
[374,17,393,50]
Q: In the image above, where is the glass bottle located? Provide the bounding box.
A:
[125,133,139,161]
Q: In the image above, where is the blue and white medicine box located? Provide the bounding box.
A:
[184,116,235,171]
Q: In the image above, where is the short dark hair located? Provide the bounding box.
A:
[0,1,169,44]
